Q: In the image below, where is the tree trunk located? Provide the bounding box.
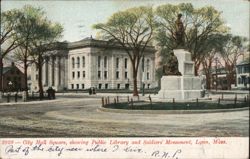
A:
[132,65,139,96]
[24,59,28,97]
[38,55,44,100]
[205,73,211,89]
[194,62,201,76]
[0,57,3,92]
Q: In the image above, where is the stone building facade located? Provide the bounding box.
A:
[30,38,156,91]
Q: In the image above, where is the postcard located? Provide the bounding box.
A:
[0,0,249,158]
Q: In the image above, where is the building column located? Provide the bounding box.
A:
[48,56,52,87]
[54,56,59,89]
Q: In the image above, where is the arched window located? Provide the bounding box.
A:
[82,56,85,68]
[77,57,80,68]
[72,57,75,68]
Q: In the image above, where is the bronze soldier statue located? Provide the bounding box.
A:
[174,13,185,47]
[162,51,181,76]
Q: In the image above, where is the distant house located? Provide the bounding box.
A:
[211,67,230,90]
[2,62,25,91]
[236,60,250,89]
[200,66,234,90]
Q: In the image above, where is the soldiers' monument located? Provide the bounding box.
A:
[158,14,203,100]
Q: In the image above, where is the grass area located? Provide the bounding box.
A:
[104,100,249,110]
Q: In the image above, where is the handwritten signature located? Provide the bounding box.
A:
[5,144,182,158]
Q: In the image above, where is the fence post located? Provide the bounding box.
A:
[196,98,199,106]
[116,96,119,103]
[218,98,220,105]
[105,97,108,105]
[234,96,237,105]
[149,95,152,104]
[173,98,175,104]
[15,93,18,103]
[221,93,224,100]
[130,98,133,109]
[127,96,129,103]
[101,97,104,107]
[7,93,10,103]
[244,96,247,103]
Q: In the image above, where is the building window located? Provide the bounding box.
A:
[147,84,150,89]
[98,56,101,68]
[72,72,75,79]
[117,84,120,89]
[98,71,101,79]
[77,57,80,68]
[244,66,249,73]
[72,57,75,68]
[76,84,79,89]
[116,71,119,79]
[83,71,86,78]
[116,58,119,68]
[147,72,150,80]
[104,71,107,79]
[77,71,80,78]
[71,84,74,89]
[82,84,85,89]
[36,74,38,80]
[99,84,102,89]
[124,58,128,69]
[146,59,150,71]
[82,56,85,68]
[238,78,242,84]
[105,84,108,89]
[125,71,128,79]
[104,56,107,68]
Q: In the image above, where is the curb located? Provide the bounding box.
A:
[98,106,249,114]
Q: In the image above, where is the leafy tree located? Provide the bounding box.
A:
[30,18,63,99]
[200,34,227,89]
[13,5,47,96]
[155,3,228,76]
[93,6,155,96]
[218,34,248,89]
[0,9,23,92]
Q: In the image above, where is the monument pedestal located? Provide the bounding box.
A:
[158,49,203,100]
[158,76,202,100]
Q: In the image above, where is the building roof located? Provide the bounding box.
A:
[237,60,250,66]
[2,67,11,74]
[52,37,156,52]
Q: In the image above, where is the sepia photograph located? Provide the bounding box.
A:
[0,0,249,158]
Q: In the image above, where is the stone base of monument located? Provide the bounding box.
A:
[157,49,203,100]
[158,76,202,100]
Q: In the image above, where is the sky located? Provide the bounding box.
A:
[1,0,249,42]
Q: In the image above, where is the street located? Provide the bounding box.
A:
[0,95,249,137]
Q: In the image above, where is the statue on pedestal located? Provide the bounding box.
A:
[162,13,185,76]
[174,13,185,48]
[162,51,181,76]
